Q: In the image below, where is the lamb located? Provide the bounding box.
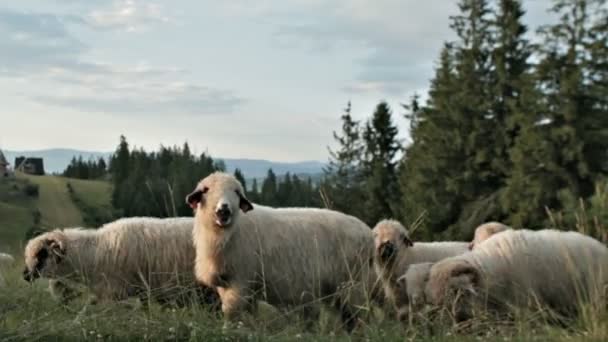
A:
[0,252,14,287]
[187,172,375,332]
[425,229,608,321]
[469,221,511,250]
[22,217,218,308]
[372,219,468,318]
[395,262,434,322]
[0,252,15,266]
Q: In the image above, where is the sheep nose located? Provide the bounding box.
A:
[216,204,231,215]
[379,241,396,260]
[22,268,35,282]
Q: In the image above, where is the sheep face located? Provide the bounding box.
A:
[398,263,433,307]
[23,233,67,282]
[187,172,253,229]
[425,259,479,309]
[372,220,413,265]
[469,222,510,250]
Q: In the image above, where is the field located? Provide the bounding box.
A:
[1,175,608,341]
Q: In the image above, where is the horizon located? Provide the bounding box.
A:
[1,1,555,162]
[0,146,327,163]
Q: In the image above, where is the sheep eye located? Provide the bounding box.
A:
[201,186,209,194]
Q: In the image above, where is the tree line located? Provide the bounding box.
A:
[65,0,607,240]
[104,136,322,218]
[323,0,608,239]
[63,156,108,180]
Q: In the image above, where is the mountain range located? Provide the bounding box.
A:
[2,148,326,179]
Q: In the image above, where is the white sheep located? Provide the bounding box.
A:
[23,217,218,308]
[0,252,15,266]
[372,219,469,317]
[395,262,434,322]
[0,252,15,287]
[187,172,375,332]
[469,221,511,250]
[425,229,608,321]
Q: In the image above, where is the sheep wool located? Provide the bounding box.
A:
[189,172,375,332]
[426,229,608,320]
[23,217,217,307]
[372,219,468,315]
[469,221,511,250]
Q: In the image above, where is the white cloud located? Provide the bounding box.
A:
[0,8,245,116]
[86,0,169,32]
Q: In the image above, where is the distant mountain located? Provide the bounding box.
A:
[221,159,325,179]
[4,149,326,178]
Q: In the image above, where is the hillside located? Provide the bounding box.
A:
[0,173,112,250]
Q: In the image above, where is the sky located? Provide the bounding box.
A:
[0,0,555,162]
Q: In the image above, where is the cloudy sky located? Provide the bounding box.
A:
[0,0,554,162]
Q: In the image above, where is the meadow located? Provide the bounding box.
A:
[1,173,607,341]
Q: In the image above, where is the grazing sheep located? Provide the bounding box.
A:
[0,252,15,266]
[395,262,434,322]
[23,217,218,308]
[372,219,468,317]
[469,222,511,250]
[0,252,15,287]
[187,172,375,332]
[425,229,608,321]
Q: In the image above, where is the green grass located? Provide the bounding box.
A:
[1,258,606,342]
[67,178,112,210]
[66,178,115,227]
[0,202,33,250]
[0,173,113,250]
[18,173,83,229]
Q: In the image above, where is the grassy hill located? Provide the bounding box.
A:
[0,173,112,251]
[19,173,84,229]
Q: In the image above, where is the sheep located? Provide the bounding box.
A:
[425,229,608,322]
[0,252,15,266]
[22,217,218,308]
[395,262,434,322]
[0,252,15,287]
[372,219,469,318]
[469,221,511,250]
[187,172,375,332]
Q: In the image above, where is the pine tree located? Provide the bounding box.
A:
[249,178,260,203]
[504,0,608,228]
[261,169,278,206]
[322,101,365,216]
[234,168,247,191]
[362,101,401,225]
[399,45,464,238]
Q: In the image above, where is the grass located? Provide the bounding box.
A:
[66,178,112,210]
[17,173,83,229]
[0,202,33,249]
[2,176,608,340]
[1,257,606,342]
[66,178,115,227]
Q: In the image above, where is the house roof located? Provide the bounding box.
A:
[0,150,8,166]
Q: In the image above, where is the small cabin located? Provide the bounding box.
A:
[0,150,9,177]
[15,157,45,175]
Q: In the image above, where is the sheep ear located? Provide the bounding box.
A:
[401,233,414,247]
[186,189,204,209]
[237,191,253,213]
[48,239,66,260]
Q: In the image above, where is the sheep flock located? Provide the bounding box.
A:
[10,171,608,336]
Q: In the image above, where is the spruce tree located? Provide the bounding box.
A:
[323,101,365,216]
[234,168,247,191]
[362,101,401,225]
[261,169,278,206]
